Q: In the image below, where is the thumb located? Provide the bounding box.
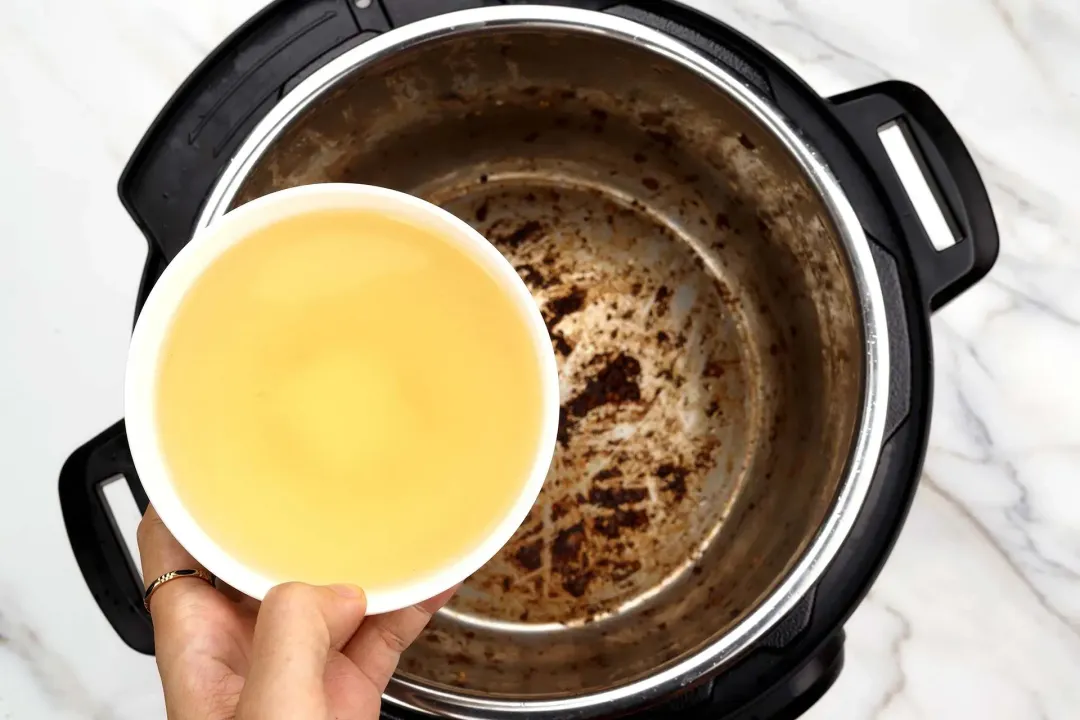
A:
[238,583,367,720]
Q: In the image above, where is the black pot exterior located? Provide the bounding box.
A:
[58,1,997,718]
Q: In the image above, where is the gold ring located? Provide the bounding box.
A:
[143,568,216,614]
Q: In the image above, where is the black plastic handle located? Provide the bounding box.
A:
[611,625,842,720]
[830,81,999,312]
[725,632,844,720]
[118,0,388,261]
[59,421,154,654]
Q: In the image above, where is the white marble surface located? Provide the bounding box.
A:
[1,0,1078,717]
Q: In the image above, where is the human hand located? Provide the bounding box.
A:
[138,505,455,720]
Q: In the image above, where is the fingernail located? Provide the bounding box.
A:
[328,584,363,599]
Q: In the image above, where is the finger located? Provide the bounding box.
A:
[238,583,366,720]
[215,578,262,616]
[137,506,252,614]
[342,585,458,693]
[136,506,221,639]
[137,504,203,583]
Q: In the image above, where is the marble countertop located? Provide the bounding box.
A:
[2,0,1078,717]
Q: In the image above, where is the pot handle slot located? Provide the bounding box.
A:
[118,0,386,262]
[830,81,999,311]
[59,422,155,655]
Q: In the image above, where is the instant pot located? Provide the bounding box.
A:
[60,2,998,718]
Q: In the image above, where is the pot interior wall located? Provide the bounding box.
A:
[231,24,864,698]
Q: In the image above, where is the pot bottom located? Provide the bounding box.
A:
[395,164,783,693]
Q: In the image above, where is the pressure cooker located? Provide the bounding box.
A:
[60,2,998,718]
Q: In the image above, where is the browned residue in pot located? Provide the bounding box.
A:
[423,180,750,626]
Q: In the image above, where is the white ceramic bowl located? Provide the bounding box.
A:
[125,183,560,614]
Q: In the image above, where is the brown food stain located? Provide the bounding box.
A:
[475,199,490,222]
[496,220,544,248]
[588,484,648,508]
[593,508,649,539]
[513,539,544,572]
[551,523,594,597]
[551,332,573,357]
[515,263,545,288]
[544,287,587,330]
[656,464,689,502]
[552,523,585,563]
[653,285,671,315]
[564,353,641,427]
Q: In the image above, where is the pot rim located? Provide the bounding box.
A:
[197,6,890,717]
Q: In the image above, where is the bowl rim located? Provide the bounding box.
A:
[125,182,562,615]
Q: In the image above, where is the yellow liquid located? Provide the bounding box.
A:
[156,209,545,592]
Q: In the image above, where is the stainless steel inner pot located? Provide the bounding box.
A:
[199,7,888,717]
